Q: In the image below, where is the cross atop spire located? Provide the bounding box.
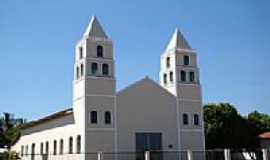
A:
[84,16,108,38]
[166,28,191,51]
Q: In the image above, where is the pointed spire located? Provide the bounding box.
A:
[166,28,191,51]
[84,16,108,38]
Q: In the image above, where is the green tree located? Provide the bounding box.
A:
[0,113,22,149]
[204,103,260,149]
[247,110,270,132]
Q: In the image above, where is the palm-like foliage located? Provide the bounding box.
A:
[0,113,22,149]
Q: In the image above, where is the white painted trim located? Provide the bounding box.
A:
[86,76,115,81]
[200,96,206,150]
[75,58,113,64]
[86,57,113,61]
[177,82,200,86]
[176,96,181,153]
[73,78,85,84]
[114,96,118,152]
[82,78,86,158]
[85,94,116,98]
[175,65,199,69]
[73,96,84,102]
[86,128,115,131]
[180,129,203,132]
[84,36,112,43]
[176,48,196,54]
[75,58,85,64]
[178,98,201,102]
[161,48,196,56]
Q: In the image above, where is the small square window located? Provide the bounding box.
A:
[163,74,167,84]
[189,72,195,82]
[194,114,200,125]
[183,113,189,125]
[184,55,189,66]
[102,64,109,76]
[166,57,170,68]
[90,111,98,124]
[91,63,98,75]
[169,72,173,82]
[79,47,83,59]
[181,71,186,82]
[105,111,111,124]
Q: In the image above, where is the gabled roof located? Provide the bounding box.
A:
[117,76,175,98]
[166,28,192,51]
[20,108,73,130]
[20,78,173,130]
[84,16,108,38]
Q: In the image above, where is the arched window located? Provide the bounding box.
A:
[189,71,195,82]
[25,145,28,156]
[45,141,49,154]
[59,139,64,155]
[97,45,103,57]
[184,55,189,65]
[76,66,80,79]
[183,113,189,125]
[21,146,24,157]
[91,63,98,75]
[69,137,73,154]
[31,143,35,158]
[163,73,167,84]
[80,64,84,77]
[53,140,57,155]
[79,47,83,59]
[90,111,98,124]
[194,114,200,125]
[105,111,111,124]
[181,71,186,82]
[40,143,43,155]
[77,135,81,154]
[102,64,109,75]
[166,57,170,68]
[169,72,173,82]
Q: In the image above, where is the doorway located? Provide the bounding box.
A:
[136,132,163,160]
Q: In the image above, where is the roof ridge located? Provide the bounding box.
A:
[83,16,108,38]
[20,108,73,129]
[166,28,192,51]
[117,76,176,98]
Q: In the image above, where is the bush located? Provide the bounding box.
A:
[0,151,20,160]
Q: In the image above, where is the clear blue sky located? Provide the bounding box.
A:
[0,0,269,120]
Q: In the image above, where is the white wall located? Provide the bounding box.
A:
[117,78,179,152]
[12,115,81,158]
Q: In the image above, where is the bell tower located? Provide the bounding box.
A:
[160,29,204,150]
[73,16,116,154]
[160,28,200,96]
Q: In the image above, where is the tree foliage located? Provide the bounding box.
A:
[204,103,269,149]
[0,113,22,149]
[247,111,270,132]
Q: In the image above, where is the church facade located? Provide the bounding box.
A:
[12,16,205,159]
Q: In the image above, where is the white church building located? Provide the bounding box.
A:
[12,16,205,159]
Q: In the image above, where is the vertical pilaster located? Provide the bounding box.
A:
[145,151,150,160]
[263,149,268,160]
[187,150,193,160]
[224,149,231,160]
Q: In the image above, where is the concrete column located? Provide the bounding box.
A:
[224,149,231,160]
[145,151,150,160]
[262,149,268,160]
[187,150,193,160]
[98,151,103,160]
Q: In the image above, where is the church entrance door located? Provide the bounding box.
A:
[136,132,163,160]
